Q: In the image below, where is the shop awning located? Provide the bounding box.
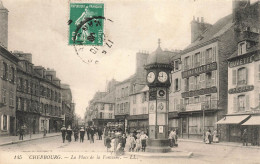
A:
[242,116,260,125]
[216,115,250,124]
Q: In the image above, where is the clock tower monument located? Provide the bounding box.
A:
[145,39,173,153]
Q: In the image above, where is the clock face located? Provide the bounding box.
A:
[158,71,168,83]
[147,72,155,83]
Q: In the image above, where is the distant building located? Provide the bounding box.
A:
[61,83,75,128]
[0,0,8,49]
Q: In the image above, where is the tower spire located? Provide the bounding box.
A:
[158,38,161,48]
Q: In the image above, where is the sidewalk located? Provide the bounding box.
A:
[0,132,60,146]
[178,138,260,149]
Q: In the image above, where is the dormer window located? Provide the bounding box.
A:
[238,41,247,55]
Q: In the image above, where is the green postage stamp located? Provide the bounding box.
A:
[69,3,104,46]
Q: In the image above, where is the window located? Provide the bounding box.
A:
[142,92,147,103]
[17,97,21,110]
[117,104,119,113]
[205,95,211,108]
[121,88,124,98]
[194,52,200,67]
[194,97,200,103]
[25,80,28,93]
[184,56,190,70]
[174,60,179,71]
[143,107,147,114]
[10,67,15,82]
[133,108,136,115]
[109,113,113,119]
[206,72,212,88]
[133,95,136,104]
[184,98,189,105]
[238,42,247,55]
[101,104,104,110]
[194,76,200,90]
[109,104,113,110]
[206,48,213,64]
[3,115,7,130]
[184,78,189,91]
[9,90,14,107]
[1,88,6,104]
[237,67,247,85]
[175,78,179,91]
[120,103,123,113]
[125,87,129,96]
[238,95,245,112]
[3,62,8,80]
[41,120,44,131]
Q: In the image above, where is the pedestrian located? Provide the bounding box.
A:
[61,125,66,143]
[79,127,85,143]
[140,131,148,152]
[205,129,212,144]
[86,126,90,140]
[98,128,103,140]
[212,129,219,143]
[121,133,127,151]
[242,129,248,146]
[90,127,95,143]
[106,136,112,152]
[73,127,79,142]
[67,125,72,142]
[168,130,174,147]
[129,133,136,152]
[18,126,25,140]
[135,134,141,152]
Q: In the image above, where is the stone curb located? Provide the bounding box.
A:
[125,150,193,158]
[178,139,260,149]
[0,134,60,147]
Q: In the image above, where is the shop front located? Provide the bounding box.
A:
[115,115,127,133]
[127,114,148,133]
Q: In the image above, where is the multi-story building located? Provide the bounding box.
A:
[0,46,18,136]
[128,85,149,132]
[92,90,116,129]
[217,1,260,144]
[14,52,41,134]
[178,0,259,141]
[61,83,75,128]
[169,53,182,131]
[34,67,63,133]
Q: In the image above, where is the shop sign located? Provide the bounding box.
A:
[186,103,202,111]
[181,86,217,98]
[229,51,260,68]
[182,62,217,78]
[228,85,254,94]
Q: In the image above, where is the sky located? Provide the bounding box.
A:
[3,0,256,118]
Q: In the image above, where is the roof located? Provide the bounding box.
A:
[0,0,7,10]
[96,90,116,104]
[182,14,234,54]
[130,85,149,95]
[116,74,136,86]
[228,45,260,60]
[146,46,172,65]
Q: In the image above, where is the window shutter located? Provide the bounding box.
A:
[232,70,237,85]
[7,115,9,131]
[205,50,209,64]
[184,78,187,91]
[1,115,3,130]
[191,55,194,68]
[201,73,206,88]
[245,68,248,85]
[233,97,237,113]
[178,78,181,91]
[9,65,12,82]
[212,46,216,62]
[246,95,250,111]
[189,97,194,104]
[190,76,194,90]
[6,63,8,80]
[0,61,3,78]
[211,71,216,87]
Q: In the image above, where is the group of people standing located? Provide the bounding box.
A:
[168,129,178,147]
[104,129,149,155]
[60,125,103,143]
[205,129,219,144]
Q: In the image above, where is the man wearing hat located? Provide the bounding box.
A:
[61,125,67,143]
[80,127,85,143]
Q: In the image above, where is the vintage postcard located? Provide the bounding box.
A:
[0,0,260,164]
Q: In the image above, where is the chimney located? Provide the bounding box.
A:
[190,16,210,43]
[0,0,8,49]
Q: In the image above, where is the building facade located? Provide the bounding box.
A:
[0,46,18,136]
[128,86,149,132]
[217,0,260,144]
[14,52,41,134]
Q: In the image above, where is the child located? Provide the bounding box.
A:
[135,135,141,152]
[140,131,148,152]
